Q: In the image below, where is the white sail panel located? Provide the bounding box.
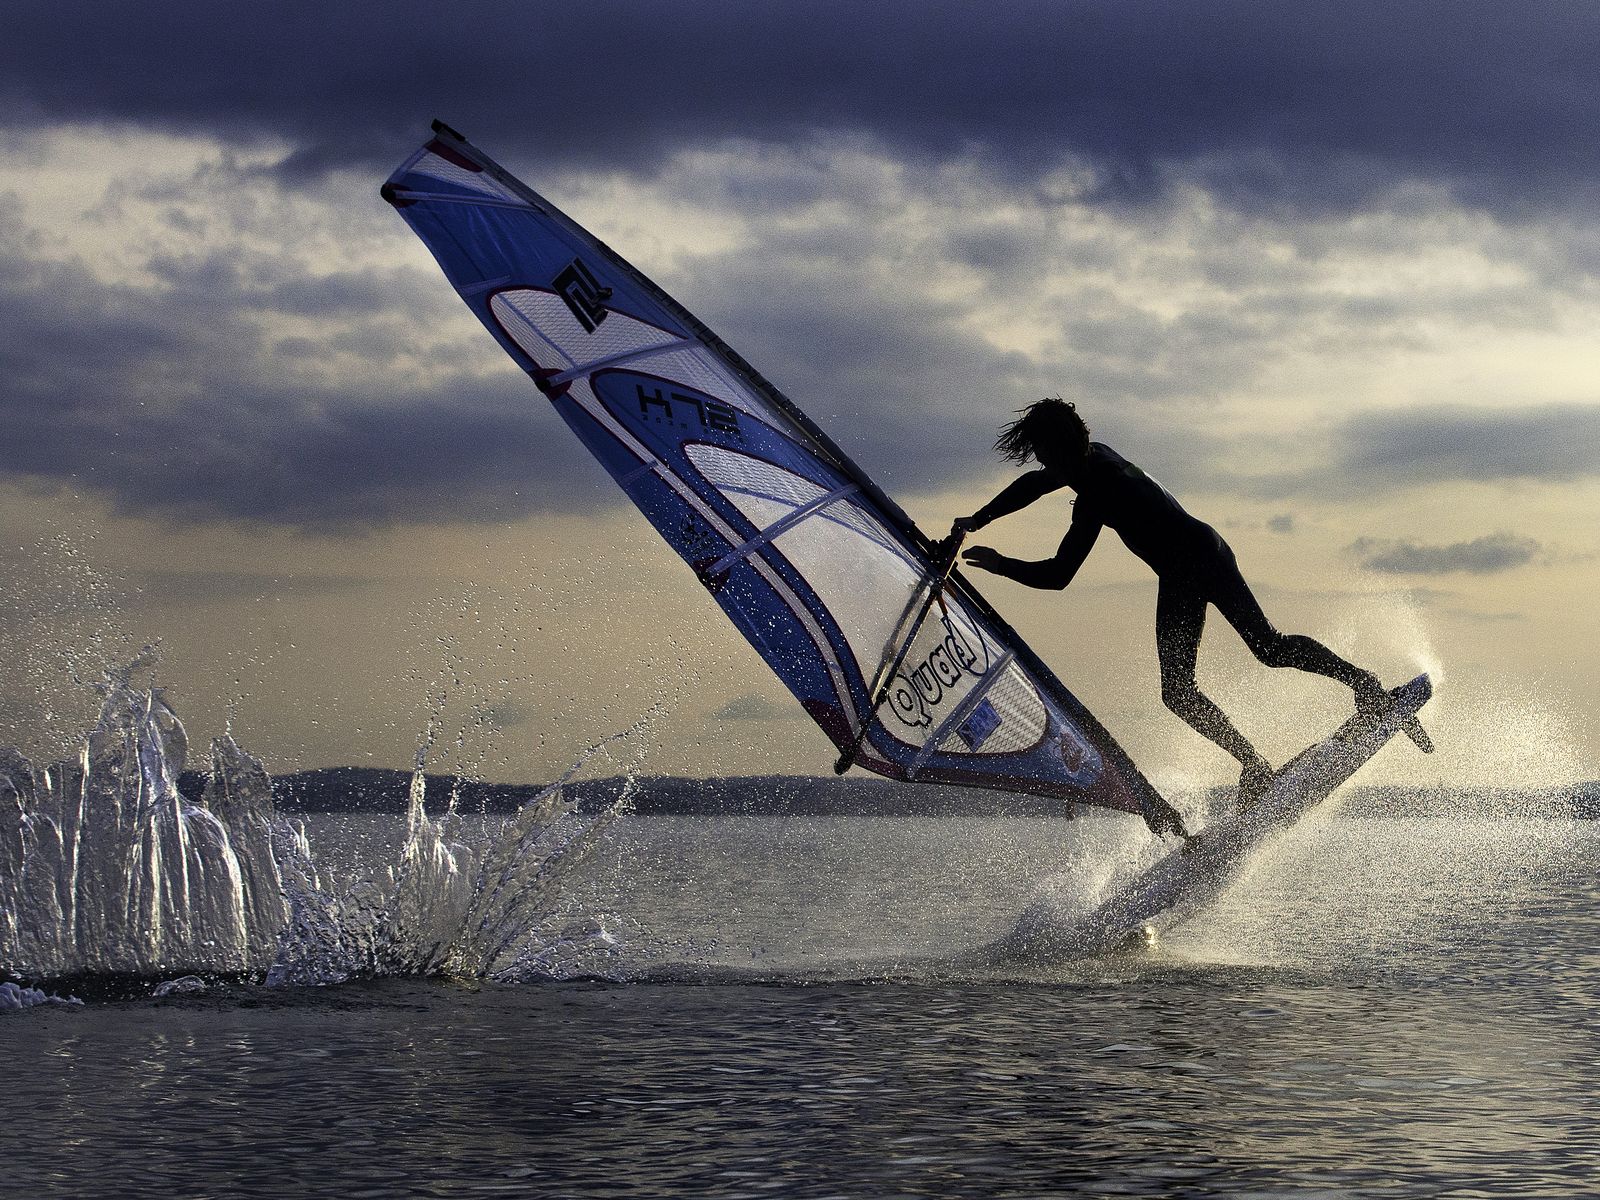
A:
[407,146,522,204]
[490,289,681,372]
[685,443,1044,757]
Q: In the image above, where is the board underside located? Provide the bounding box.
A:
[991,674,1433,959]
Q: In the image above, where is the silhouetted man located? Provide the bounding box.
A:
[951,398,1387,804]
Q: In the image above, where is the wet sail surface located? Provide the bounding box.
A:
[384,125,1174,831]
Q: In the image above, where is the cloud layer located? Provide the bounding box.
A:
[2,8,1598,534]
[1348,532,1541,575]
[1338,404,1600,488]
[6,3,1599,223]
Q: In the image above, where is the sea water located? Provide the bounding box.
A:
[4,804,1598,1197]
[3,674,1598,1196]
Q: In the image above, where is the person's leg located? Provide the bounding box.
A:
[1207,545,1383,704]
[1156,580,1273,773]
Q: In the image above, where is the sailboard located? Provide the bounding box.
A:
[989,674,1434,959]
[384,122,1186,836]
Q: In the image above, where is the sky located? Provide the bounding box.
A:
[1,2,1596,792]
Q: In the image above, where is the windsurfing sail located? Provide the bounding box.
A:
[384,121,1185,836]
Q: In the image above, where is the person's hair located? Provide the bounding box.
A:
[993,398,1090,465]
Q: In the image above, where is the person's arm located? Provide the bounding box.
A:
[951,469,1068,535]
[963,512,1102,590]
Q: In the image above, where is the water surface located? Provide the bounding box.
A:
[5,812,1596,1198]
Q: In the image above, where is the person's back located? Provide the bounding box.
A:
[1071,442,1216,579]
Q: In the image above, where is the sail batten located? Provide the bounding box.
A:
[548,338,698,386]
[707,483,861,578]
[386,124,1183,833]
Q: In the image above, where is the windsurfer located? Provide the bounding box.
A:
[949,398,1388,805]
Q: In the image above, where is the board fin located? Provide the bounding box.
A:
[1401,713,1434,753]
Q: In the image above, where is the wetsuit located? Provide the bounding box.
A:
[965,443,1374,768]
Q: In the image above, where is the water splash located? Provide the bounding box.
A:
[2,665,647,993]
[1,664,284,980]
[268,726,642,986]
[0,980,82,1011]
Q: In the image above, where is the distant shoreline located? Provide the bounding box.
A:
[176,766,1600,820]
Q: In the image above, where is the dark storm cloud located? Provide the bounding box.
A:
[1339,404,1600,486]
[7,365,613,531]
[4,2,1599,221]
[1348,532,1541,575]
[1236,403,1600,502]
[0,223,615,529]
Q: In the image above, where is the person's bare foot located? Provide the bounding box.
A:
[1237,757,1273,813]
[1353,672,1392,718]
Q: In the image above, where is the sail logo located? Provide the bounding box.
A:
[553,257,612,333]
[636,384,743,440]
[887,615,988,729]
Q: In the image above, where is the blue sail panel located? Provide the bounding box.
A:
[384,124,1177,830]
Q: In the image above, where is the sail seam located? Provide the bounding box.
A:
[461,276,513,297]
[617,459,663,486]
